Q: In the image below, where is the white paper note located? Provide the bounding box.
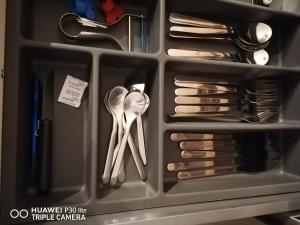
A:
[58,75,88,108]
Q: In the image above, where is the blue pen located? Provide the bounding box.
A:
[30,76,42,186]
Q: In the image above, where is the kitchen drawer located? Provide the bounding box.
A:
[3,0,300,224]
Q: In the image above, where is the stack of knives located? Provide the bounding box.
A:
[167,132,268,180]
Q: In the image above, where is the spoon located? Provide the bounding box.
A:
[167,49,269,65]
[169,13,272,51]
[104,89,146,182]
[129,82,150,165]
[110,92,146,186]
[108,86,128,183]
[122,117,147,180]
[234,22,272,49]
[102,90,118,184]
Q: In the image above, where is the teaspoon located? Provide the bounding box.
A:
[110,92,146,186]
[108,86,128,183]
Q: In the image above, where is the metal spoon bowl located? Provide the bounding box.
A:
[236,22,272,45]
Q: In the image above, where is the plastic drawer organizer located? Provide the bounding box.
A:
[3,0,300,224]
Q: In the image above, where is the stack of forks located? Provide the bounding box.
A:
[170,75,280,123]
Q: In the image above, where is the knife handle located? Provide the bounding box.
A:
[37,119,52,195]
[181,150,238,159]
[175,88,227,96]
[175,105,231,114]
[169,13,228,30]
[170,133,233,141]
[168,49,231,60]
[170,26,229,35]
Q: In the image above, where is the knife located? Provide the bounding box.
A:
[167,159,236,172]
[170,26,229,35]
[169,13,228,30]
[174,81,235,92]
[168,49,232,60]
[181,150,238,159]
[175,88,227,96]
[175,96,233,105]
[180,140,236,151]
[37,70,54,195]
[170,133,233,141]
[175,105,232,114]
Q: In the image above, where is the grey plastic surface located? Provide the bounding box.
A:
[2,0,300,224]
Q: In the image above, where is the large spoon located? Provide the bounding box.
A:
[169,13,272,51]
[167,49,269,65]
[110,92,146,186]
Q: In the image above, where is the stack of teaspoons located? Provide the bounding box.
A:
[167,133,268,180]
[102,86,150,186]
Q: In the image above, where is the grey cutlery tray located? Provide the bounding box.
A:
[3,0,300,224]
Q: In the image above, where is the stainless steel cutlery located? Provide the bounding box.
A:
[167,132,269,180]
[167,49,269,65]
[171,75,279,123]
[167,13,273,65]
[102,86,149,186]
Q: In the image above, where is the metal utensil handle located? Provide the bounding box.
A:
[117,118,125,183]
[102,118,118,184]
[110,127,131,186]
[111,117,124,165]
[128,134,147,180]
[169,13,228,29]
[168,49,231,59]
[170,26,229,35]
[136,116,147,165]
